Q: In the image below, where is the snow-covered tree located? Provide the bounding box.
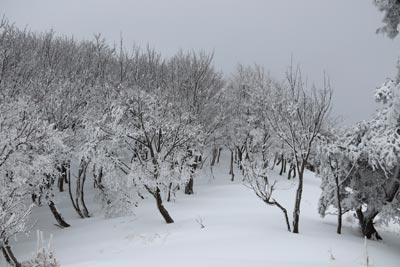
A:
[265,65,332,233]
[317,76,400,239]
[374,0,400,38]
[351,79,400,239]
[103,87,203,223]
[0,96,65,266]
[221,65,271,180]
[317,130,358,234]
[165,51,224,192]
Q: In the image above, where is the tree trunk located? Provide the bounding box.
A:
[283,159,287,173]
[237,147,243,170]
[75,160,90,218]
[217,148,222,163]
[293,164,296,178]
[1,243,21,267]
[57,164,67,192]
[271,201,291,232]
[57,176,64,192]
[185,156,198,195]
[48,200,70,228]
[334,174,342,234]
[97,167,103,185]
[234,149,237,163]
[67,164,85,219]
[75,165,82,217]
[1,246,11,266]
[155,187,174,223]
[167,183,173,202]
[210,146,218,166]
[279,157,285,176]
[93,166,103,189]
[229,149,235,181]
[80,161,90,218]
[185,177,194,195]
[31,193,38,205]
[271,153,278,170]
[356,208,382,240]
[287,163,294,180]
[292,166,304,234]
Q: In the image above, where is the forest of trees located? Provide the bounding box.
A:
[1,1,400,266]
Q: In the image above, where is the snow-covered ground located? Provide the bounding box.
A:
[4,152,400,267]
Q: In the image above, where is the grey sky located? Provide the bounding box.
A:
[1,0,398,125]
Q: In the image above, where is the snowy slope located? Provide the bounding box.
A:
[3,151,400,267]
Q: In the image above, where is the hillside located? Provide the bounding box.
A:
[4,152,400,267]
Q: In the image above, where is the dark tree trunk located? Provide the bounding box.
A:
[57,164,67,192]
[167,183,173,202]
[75,166,82,217]
[279,157,286,176]
[272,201,291,232]
[185,177,194,195]
[57,176,64,192]
[80,161,90,218]
[155,187,174,223]
[288,163,296,179]
[237,147,243,170]
[74,160,90,218]
[1,242,21,267]
[185,156,198,195]
[210,146,218,166]
[234,148,237,163]
[217,147,222,163]
[31,193,38,204]
[67,164,85,219]
[293,164,296,178]
[356,208,382,240]
[93,166,104,189]
[292,165,304,234]
[97,167,103,185]
[334,174,342,234]
[283,159,287,173]
[1,246,11,266]
[287,163,293,180]
[229,149,235,181]
[48,200,70,227]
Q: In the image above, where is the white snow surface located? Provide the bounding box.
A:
[3,152,400,267]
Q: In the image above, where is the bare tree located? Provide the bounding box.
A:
[266,65,332,233]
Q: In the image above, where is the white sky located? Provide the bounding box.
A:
[1,0,399,124]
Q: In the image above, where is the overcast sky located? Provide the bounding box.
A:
[1,0,399,124]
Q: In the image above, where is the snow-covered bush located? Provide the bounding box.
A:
[22,232,60,267]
